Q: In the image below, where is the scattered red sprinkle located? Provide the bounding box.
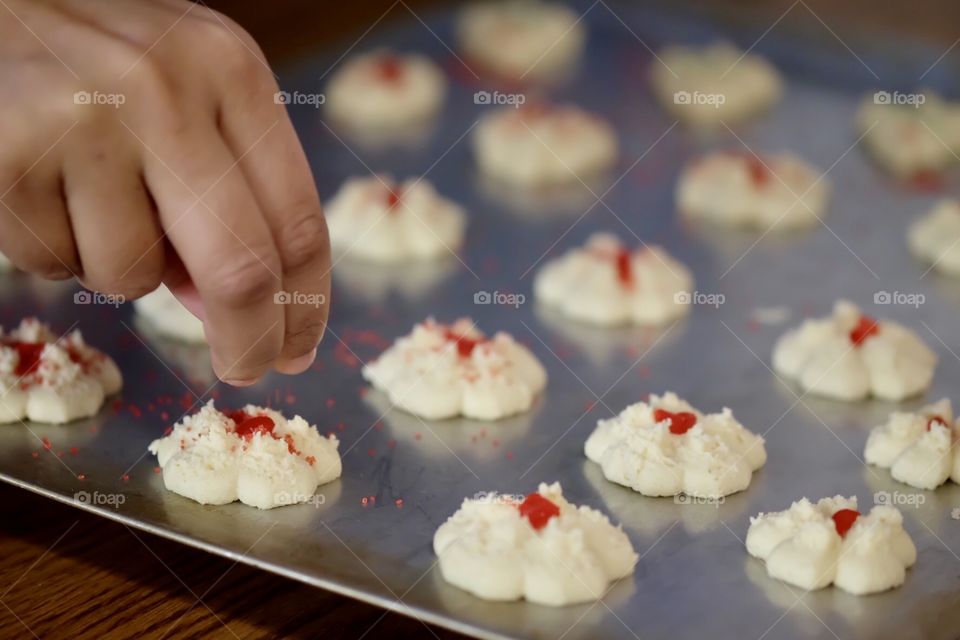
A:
[305,455,316,466]
[77,474,86,481]
[325,397,336,409]
[31,451,38,458]
[445,329,485,358]
[506,451,514,460]
[832,509,860,537]
[121,474,130,482]
[362,496,370,506]
[367,448,376,457]
[518,493,560,530]
[41,437,52,451]
[414,432,422,441]
[387,439,397,449]
[653,408,698,435]
[69,447,78,456]
[850,316,880,346]
[153,466,162,474]
[395,498,404,508]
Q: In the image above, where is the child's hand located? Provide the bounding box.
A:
[0,0,329,385]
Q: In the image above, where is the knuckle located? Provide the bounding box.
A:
[284,316,327,354]
[277,204,328,271]
[209,252,280,307]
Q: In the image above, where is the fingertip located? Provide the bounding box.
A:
[274,348,316,375]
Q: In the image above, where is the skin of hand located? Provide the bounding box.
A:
[0,0,330,385]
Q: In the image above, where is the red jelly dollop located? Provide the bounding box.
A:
[227,411,276,440]
[518,493,560,530]
[376,55,404,82]
[444,330,485,358]
[386,189,401,209]
[653,408,698,435]
[849,316,880,346]
[832,508,860,537]
[4,340,83,378]
[615,249,633,287]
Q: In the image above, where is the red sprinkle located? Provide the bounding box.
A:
[927,416,948,431]
[10,342,46,377]
[653,408,698,435]
[42,437,52,451]
[518,493,560,530]
[832,509,860,537]
[849,316,880,346]
[77,474,86,481]
[395,498,404,508]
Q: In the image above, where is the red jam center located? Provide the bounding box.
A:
[849,316,880,346]
[518,493,560,530]
[725,152,768,186]
[927,416,948,431]
[227,410,276,440]
[653,408,698,435]
[832,509,860,537]
[4,341,83,377]
[386,189,401,210]
[444,330,485,358]
[615,249,633,287]
[376,55,404,82]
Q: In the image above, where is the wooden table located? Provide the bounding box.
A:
[3,1,957,638]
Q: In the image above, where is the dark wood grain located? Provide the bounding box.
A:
[0,483,464,639]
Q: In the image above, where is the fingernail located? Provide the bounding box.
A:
[276,348,317,375]
[222,377,260,387]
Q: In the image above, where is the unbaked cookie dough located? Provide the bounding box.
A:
[865,398,960,490]
[746,495,916,595]
[148,402,342,509]
[474,102,618,186]
[325,49,446,130]
[908,199,960,276]
[327,175,467,263]
[362,318,547,420]
[584,392,766,498]
[134,285,206,343]
[651,42,783,126]
[0,318,122,424]
[457,0,585,81]
[677,151,829,230]
[433,482,637,605]
[534,232,693,326]
[772,300,936,401]
[856,90,960,177]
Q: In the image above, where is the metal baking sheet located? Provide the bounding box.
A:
[3,2,960,638]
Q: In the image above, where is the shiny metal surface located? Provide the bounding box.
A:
[3,3,960,638]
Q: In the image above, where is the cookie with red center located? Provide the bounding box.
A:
[0,318,122,424]
[326,175,467,264]
[433,482,638,606]
[773,300,936,401]
[325,49,447,131]
[677,150,828,230]
[533,232,694,327]
[747,495,916,595]
[865,398,960,490]
[363,318,547,421]
[585,392,766,498]
[149,402,342,510]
